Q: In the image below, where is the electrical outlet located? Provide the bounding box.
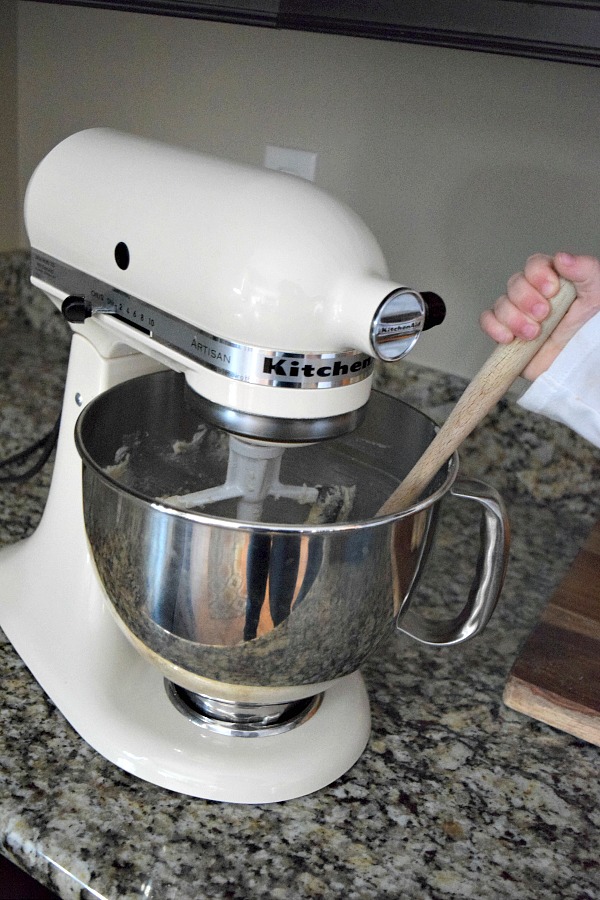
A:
[264,145,318,181]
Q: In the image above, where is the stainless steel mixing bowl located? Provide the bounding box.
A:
[75,371,508,704]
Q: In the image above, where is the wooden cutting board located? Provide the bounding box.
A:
[503,520,600,746]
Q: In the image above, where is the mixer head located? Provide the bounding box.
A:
[26,128,445,451]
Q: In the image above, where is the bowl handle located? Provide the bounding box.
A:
[395,477,509,646]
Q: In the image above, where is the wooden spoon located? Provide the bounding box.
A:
[377,278,577,516]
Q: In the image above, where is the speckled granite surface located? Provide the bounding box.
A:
[1,251,599,900]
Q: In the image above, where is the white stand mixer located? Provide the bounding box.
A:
[0,129,448,803]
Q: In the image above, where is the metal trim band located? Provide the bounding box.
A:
[31,250,373,390]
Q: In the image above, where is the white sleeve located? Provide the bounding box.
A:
[518,312,600,448]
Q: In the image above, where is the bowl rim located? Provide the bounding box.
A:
[74,377,459,533]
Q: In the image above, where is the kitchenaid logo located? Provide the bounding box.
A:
[186,325,372,387]
[376,320,419,337]
[262,355,372,381]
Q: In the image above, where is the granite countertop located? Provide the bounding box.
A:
[1,252,599,900]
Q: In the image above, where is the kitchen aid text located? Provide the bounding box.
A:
[262,356,373,379]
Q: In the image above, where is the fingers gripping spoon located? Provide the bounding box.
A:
[378,279,577,516]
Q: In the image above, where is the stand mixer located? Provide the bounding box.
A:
[0,129,508,803]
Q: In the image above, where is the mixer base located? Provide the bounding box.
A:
[1,527,371,801]
[0,336,372,802]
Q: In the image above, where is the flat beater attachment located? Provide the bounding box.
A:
[164,436,317,520]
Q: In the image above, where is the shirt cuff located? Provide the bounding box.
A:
[518,312,600,448]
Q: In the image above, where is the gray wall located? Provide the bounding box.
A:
[15,2,600,377]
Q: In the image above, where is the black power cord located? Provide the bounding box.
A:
[0,416,61,484]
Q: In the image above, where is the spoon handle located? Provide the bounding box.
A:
[377,278,577,516]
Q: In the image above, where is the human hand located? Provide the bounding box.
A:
[480,252,600,381]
